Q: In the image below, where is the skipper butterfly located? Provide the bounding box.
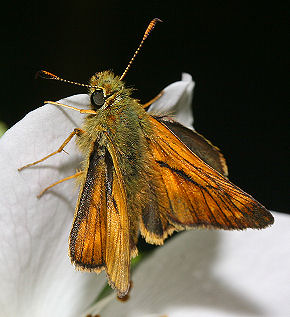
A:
[19,18,274,298]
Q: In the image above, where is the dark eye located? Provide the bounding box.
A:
[91,89,105,109]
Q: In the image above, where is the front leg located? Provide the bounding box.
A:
[18,128,85,171]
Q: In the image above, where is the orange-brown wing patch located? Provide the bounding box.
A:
[69,140,130,297]
[140,178,177,245]
[69,145,107,271]
[154,116,228,177]
[147,117,274,230]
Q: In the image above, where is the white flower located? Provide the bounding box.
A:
[0,74,289,317]
[148,73,195,129]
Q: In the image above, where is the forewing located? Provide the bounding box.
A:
[69,144,107,271]
[69,141,130,297]
[155,116,228,177]
[147,116,274,230]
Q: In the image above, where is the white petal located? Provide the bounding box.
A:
[100,212,290,317]
[0,95,106,317]
[148,73,195,130]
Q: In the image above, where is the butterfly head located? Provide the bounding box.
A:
[89,71,133,111]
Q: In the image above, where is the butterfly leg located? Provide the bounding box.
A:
[18,128,85,171]
[142,91,164,109]
[37,170,83,198]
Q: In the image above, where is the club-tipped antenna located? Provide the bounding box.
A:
[120,18,162,81]
[36,70,94,88]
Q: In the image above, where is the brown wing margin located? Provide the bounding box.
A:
[154,116,228,177]
[69,138,130,297]
[145,116,274,231]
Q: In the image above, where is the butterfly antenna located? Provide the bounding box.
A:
[36,70,94,88]
[120,18,162,81]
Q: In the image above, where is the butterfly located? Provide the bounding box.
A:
[19,18,274,298]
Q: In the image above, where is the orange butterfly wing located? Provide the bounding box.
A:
[155,117,228,177]
[143,116,273,234]
[69,141,130,297]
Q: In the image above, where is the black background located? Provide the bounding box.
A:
[2,1,288,213]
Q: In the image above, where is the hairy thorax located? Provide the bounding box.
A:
[76,83,155,240]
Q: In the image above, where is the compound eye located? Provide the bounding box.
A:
[91,89,105,109]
